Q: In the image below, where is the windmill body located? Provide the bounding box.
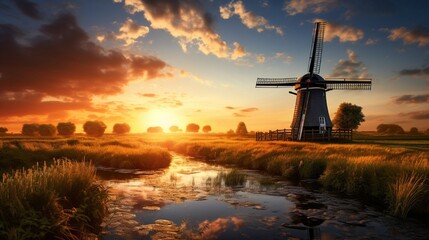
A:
[256,22,371,141]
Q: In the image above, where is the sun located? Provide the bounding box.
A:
[142,109,183,132]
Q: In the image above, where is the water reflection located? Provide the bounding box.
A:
[99,154,429,240]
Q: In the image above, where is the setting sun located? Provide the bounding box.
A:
[143,109,184,132]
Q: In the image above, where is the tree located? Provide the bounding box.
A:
[22,124,39,136]
[235,122,248,136]
[0,127,8,135]
[83,121,107,137]
[57,122,76,136]
[113,123,131,134]
[332,102,365,130]
[169,125,180,133]
[147,126,163,133]
[376,124,405,134]
[425,128,429,135]
[227,129,235,135]
[409,127,419,134]
[186,123,200,133]
[39,124,56,136]
[202,125,212,133]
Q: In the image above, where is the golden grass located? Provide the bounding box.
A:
[0,159,108,239]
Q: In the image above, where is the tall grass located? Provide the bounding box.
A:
[154,136,429,218]
[0,138,172,170]
[0,159,108,239]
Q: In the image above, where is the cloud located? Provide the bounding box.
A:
[116,0,234,59]
[241,107,258,112]
[220,0,283,35]
[365,38,378,45]
[322,20,364,42]
[12,0,41,19]
[140,93,157,98]
[179,69,213,86]
[398,66,429,77]
[400,110,429,120]
[0,13,171,117]
[394,94,429,104]
[225,106,237,110]
[284,0,337,16]
[284,0,395,18]
[116,18,149,45]
[329,49,369,78]
[388,27,429,47]
[231,42,247,60]
[275,52,293,64]
[256,54,266,63]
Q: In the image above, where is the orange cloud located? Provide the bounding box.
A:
[0,12,171,117]
[388,27,429,47]
[140,93,157,98]
[395,94,429,104]
[220,0,283,35]
[399,111,429,120]
[284,0,337,16]
[231,42,247,60]
[322,20,364,42]
[241,107,258,113]
[117,0,233,59]
[116,18,149,46]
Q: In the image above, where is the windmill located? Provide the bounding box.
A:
[256,22,372,141]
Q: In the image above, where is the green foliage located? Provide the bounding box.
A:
[57,122,76,136]
[83,121,107,137]
[0,160,108,239]
[22,124,39,136]
[202,125,212,133]
[38,124,56,136]
[235,122,248,136]
[377,124,405,134]
[147,126,163,133]
[186,123,200,133]
[113,123,130,134]
[332,102,365,130]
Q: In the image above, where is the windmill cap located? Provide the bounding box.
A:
[295,73,326,90]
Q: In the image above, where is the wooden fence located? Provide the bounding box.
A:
[255,128,352,141]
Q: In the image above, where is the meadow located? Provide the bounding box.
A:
[0,133,428,238]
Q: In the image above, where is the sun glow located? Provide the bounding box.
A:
[142,109,184,132]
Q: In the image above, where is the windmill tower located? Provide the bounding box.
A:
[256,22,372,141]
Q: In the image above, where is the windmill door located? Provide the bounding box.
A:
[319,116,326,133]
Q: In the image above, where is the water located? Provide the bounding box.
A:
[98,154,429,239]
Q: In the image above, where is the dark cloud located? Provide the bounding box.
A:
[225,106,237,110]
[389,27,429,47]
[233,112,245,117]
[329,49,368,78]
[394,94,429,104]
[0,12,171,117]
[12,0,41,19]
[240,107,258,112]
[399,66,429,76]
[400,111,429,120]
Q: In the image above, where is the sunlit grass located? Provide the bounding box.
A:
[0,159,108,239]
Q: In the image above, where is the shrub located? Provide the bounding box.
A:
[202,125,212,133]
[235,122,248,136]
[57,122,76,136]
[147,126,163,133]
[22,123,39,136]
[332,102,365,130]
[186,123,200,133]
[39,124,56,136]
[376,124,405,134]
[409,127,419,134]
[113,123,131,134]
[169,125,180,132]
[0,127,7,134]
[83,121,107,137]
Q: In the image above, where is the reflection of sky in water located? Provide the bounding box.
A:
[100,154,429,240]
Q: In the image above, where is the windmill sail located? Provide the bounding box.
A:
[255,77,297,88]
[324,78,372,90]
[308,22,325,75]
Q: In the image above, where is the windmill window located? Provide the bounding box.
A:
[319,117,325,125]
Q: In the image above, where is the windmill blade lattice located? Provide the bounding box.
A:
[255,77,298,88]
[324,78,372,90]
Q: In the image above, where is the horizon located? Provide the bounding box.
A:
[1,0,428,133]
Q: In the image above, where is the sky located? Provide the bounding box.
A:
[0,0,428,133]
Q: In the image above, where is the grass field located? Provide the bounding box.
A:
[1,132,428,224]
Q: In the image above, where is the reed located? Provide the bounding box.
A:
[0,159,108,239]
